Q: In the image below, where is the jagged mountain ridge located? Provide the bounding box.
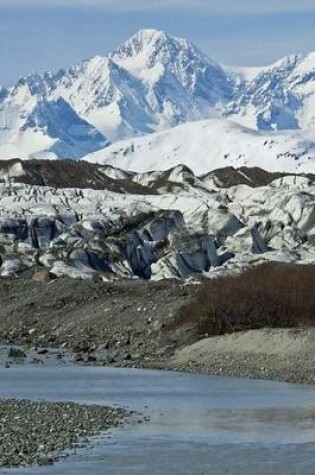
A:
[227,53,315,131]
[1,29,315,162]
[110,29,231,127]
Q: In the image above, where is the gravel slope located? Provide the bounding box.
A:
[170,329,315,385]
[0,277,196,365]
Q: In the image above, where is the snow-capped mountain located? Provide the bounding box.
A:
[2,28,315,165]
[0,87,7,102]
[0,29,233,160]
[44,29,232,141]
[85,118,315,175]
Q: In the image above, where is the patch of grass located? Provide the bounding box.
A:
[171,263,315,337]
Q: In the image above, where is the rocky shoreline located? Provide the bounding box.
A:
[0,399,130,468]
[2,328,315,387]
[167,352,315,385]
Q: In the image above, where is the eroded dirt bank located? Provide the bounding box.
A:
[1,277,314,385]
[0,277,197,365]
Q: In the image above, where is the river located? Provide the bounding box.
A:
[0,365,314,474]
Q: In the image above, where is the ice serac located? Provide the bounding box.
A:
[1,162,315,281]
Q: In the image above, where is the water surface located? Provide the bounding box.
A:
[0,365,314,475]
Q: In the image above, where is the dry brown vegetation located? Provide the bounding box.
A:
[172,263,315,337]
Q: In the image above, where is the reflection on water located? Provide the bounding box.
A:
[0,365,314,475]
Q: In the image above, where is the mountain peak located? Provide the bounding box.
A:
[133,28,168,44]
[110,29,198,67]
[113,29,169,58]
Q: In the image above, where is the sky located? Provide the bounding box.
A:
[1,0,315,86]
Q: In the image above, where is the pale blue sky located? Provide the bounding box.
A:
[1,0,315,86]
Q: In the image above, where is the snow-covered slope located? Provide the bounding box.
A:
[85,118,315,175]
[47,56,154,141]
[0,78,108,160]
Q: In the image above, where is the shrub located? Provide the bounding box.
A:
[171,263,315,337]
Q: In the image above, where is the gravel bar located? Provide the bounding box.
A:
[169,353,315,385]
[0,399,130,468]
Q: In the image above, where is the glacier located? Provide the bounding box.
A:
[1,159,315,281]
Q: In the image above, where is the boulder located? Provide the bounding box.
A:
[32,271,54,283]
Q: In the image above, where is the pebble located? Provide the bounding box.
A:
[0,400,129,468]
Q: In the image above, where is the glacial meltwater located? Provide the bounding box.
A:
[0,365,314,475]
